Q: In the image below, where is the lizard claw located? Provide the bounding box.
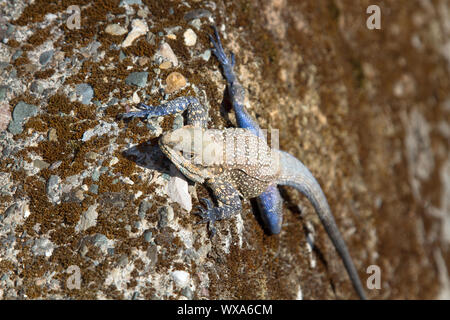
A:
[193,198,219,237]
[209,25,234,67]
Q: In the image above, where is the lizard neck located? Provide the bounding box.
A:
[276,150,367,300]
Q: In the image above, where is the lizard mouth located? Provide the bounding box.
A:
[159,131,206,184]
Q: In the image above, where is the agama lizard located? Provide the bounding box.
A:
[119,28,367,300]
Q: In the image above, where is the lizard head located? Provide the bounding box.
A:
[159,127,225,183]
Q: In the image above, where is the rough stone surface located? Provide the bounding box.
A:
[125,72,148,88]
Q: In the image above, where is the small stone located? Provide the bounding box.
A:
[32,238,55,257]
[189,18,201,30]
[143,230,152,242]
[138,200,152,218]
[39,50,54,65]
[92,233,108,248]
[167,164,192,211]
[75,83,94,105]
[183,28,197,46]
[199,49,211,61]
[146,245,158,268]
[119,0,142,6]
[8,101,38,135]
[159,61,172,69]
[183,9,212,21]
[76,204,99,231]
[119,50,126,61]
[89,184,99,194]
[158,205,174,228]
[181,287,193,299]
[125,71,148,88]
[33,159,50,170]
[92,169,100,182]
[0,86,8,100]
[46,175,61,203]
[0,102,11,131]
[86,151,98,160]
[154,42,178,67]
[30,81,43,94]
[12,101,38,123]
[48,128,57,141]
[105,24,128,36]
[138,56,150,66]
[11,49,22,61]
[137,9,148,18]
[166,34,176,40]
[165,72,186,94]
[122,19,148,48]
[132,91,140,103]
[171,270,190,288]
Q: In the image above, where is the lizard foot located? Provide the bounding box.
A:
[209,25,235,68]
[194,198,219,237]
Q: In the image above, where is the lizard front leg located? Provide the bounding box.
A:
[195,176,242,236]
[119,96,208,128]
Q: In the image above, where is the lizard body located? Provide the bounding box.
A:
[119,28,367,300]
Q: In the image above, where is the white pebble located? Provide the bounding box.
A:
[122,19,148,47]
[155,42,179,67]
[171,270,190,288]
[105,24,128,36]
[183,28,197,46]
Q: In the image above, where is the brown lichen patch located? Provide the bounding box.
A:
[13,0,60,26]
[27,25,53,46]
[34,69,55,79]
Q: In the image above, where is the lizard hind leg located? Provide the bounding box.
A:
[193,178,243,237]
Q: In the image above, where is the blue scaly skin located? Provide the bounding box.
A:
[209,26,284,234]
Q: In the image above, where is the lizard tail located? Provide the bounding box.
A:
[276,150,367,300]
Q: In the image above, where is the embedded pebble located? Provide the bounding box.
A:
[158,205,174,228]
[11,50,22,61]
[143,230,152,242]
[138,200,152,218]
[132,91,140,103]
[159,61,172,69]
[0,86,8,100]
[8,101,38,135]
[0,102,11,131]
[32,238,55,257]
[165,72,186,94]
[46,175,62,203]
[120,0,142,6]
[167,164,192,211]
[33,159,50,170]
[48,128,58,141]
[189,18,202,30]
[122,19,148,48]
[138,56,150,66]
[183,9,212,21]
[183,28,197,46]
[199,49,211,61]
[39,50,54,65]
[30,81,43,95]
[75,83,94,105]
[125,71,148,88]
[171,270,190,288]
[89,184,99,194]
[105,24,128,36]
[76,204,99,232]
[155,42,178,67]
[166,34,176,40]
